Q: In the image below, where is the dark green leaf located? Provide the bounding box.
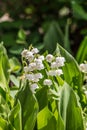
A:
[16,81,39,130]
[35,87,48,111]
[44,21,64,53]
[76,36,87,63]
[72,2,87,20]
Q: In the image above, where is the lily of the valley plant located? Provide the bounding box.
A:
[0,43,87,130]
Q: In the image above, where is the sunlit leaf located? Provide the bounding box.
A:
[0,43,10,90]
[59,82,84,130]
[55,44,82,92]
[9,101,22,130]
[9,57,21,73]
[37,106,57,130]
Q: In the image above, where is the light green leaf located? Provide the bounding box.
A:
[57,111,64,130]
[0,117,8,130]
[15,81,39,130]
[59,82,84,130]
[9,101,22,130]
[0,43,10,90]
[37,106,57,130]
[9,57,21,73]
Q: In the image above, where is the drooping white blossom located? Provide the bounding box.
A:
[51,62,57,68]
[38,55,44,61]
[28,62,37,71]
[21,49,28,57]
[30,83,39,93]
[26,51,34,61]
[35,58,42,64]
[25,73,35,81]
[35,73,43,79]
[24,66,29,73]
[47,70,56,76]
[56,57,65,67]
[31,48,39,54]
[47,69,63,76]
[36,63,44,70]
[46,54,54,63]
[43,79,52,86]
[55,69,63,76]
[79,63,87,73]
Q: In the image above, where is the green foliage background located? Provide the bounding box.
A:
[0,0,87,61]
[0,1,87,130]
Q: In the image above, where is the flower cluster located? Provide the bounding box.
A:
[21,46,65,93]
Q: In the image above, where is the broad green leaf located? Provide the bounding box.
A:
[44,21,64,53]
[9,57,21,73]
[15,81,39,130]
[76,36,87,63]
[55,44,82,93]
[37,106,57,130]
[35,87,48,111]
[0,43,10,90]
[59,82,84,130]
[9,101,22,130]
[0,117,8,130]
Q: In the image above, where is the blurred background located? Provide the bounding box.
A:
[0,0,87,62]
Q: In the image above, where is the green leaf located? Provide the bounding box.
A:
[10,75,20,87]
[0,87,14,110]
[15,81,39,130]
[9,101,22,130]
[72,2,87,20]
[0,117,8,130]
[57,111,64,130]
[35,87,48,111]
[9,57,21,73]
[55,44,82,92]
[37,106,57,130]
[0,43,10,90]
[0,94,10,120]
[59,82,84,130]
[76,36,87,63]
[44,21,64,53]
